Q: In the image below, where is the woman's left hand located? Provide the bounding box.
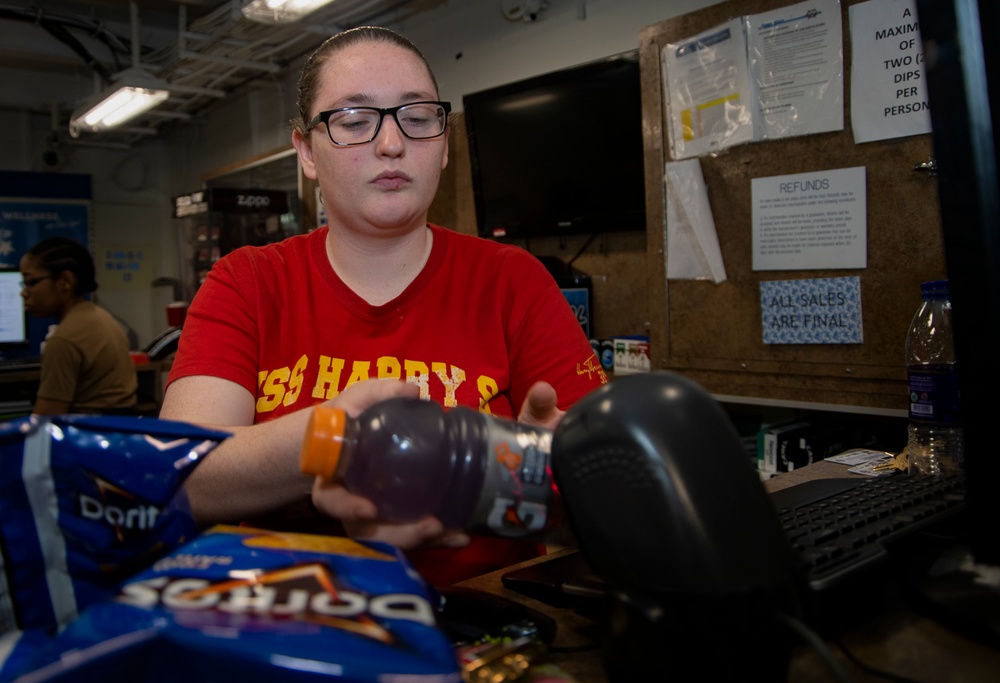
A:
[517,381,564,431]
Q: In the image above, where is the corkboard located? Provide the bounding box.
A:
[639,0,946,411]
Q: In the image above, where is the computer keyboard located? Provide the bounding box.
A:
[771,473,967,592]
[503,473,967,606]
[0,355,41,369]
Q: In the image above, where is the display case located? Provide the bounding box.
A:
[172,187,296,302]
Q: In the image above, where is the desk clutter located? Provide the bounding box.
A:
[0,414,546,683]
[747,413,907,478]
[0,357,168,420]
[0,411,577,683]
[589,336,651,377]
[0,373,986,682]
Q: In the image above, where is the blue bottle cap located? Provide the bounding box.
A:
[921,279,949,299]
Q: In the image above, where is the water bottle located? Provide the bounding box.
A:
[300,398,553,537]
[905,280,963,475]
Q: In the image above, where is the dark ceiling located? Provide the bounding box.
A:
[0,0,442,147]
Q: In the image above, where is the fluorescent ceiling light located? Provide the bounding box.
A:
[69,69,171,137]
[241,0,336,24]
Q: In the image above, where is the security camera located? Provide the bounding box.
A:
[42,149,61,170]
[40,134,68,172]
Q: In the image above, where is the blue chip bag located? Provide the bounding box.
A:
[3,526,462,683]
[0,414,230,634]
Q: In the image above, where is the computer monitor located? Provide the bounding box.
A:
[918,0,998,564]
[0,270,27,347]
[913,0,1000,644]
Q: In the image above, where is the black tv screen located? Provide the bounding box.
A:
[463,50,647,240]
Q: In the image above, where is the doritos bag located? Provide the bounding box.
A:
[2,526,462,683]
[0,414,229,633]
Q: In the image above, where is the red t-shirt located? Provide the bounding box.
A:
[168,224,608,583]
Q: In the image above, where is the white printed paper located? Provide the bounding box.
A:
[827,448,897,476]
[752,166,867,271]
[746,0,844,140]
[664,159,727,283]
[826,449,894,466]
[662,18,755,160]
[849,0,931,143]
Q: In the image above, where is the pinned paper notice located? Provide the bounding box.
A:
[849,0,931,144]
[664,159,727,283]
[760,276,863,344]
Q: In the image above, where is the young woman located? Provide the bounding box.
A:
[160,26,606,584]
[20,237,137,415]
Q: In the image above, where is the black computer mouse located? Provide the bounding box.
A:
[551,371,801,680]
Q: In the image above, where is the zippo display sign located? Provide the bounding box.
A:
[173,188,289,218]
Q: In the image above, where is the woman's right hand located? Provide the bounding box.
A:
[312,476,470,549]
[307,378,470,550]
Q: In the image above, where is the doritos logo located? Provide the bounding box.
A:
[117,562,435,644]
[79,474,162,540]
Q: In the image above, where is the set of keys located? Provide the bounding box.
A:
[871,447,909,473]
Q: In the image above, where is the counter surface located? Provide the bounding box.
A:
[456,462,1000,682]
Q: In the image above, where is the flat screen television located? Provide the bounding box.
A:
[463,50,647,240]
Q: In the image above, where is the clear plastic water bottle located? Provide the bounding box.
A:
[905,280,963,475]
[300,398,553,537]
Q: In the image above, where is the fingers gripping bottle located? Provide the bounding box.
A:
[301,397,554,537]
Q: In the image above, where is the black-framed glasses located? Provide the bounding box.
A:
[305,101,451,146]
[20,274,54,290]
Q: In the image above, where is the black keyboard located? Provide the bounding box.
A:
[0,355,41,369]
[503,473,967,605]
[772,473,967,591]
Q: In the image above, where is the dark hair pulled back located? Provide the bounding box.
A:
[26,237,98,295]
[292,26,438,135]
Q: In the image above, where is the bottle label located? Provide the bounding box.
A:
[907,364,962,426]
[474,421,553,538]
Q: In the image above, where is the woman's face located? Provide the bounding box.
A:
[293,40,449,236]
[18,253,62,318]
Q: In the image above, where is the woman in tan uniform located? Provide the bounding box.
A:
[19,237,137,415]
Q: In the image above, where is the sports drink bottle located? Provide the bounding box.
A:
[301,398,553,537]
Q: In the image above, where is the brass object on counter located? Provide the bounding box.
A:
[872,448,909,473]
[463,636,547,682]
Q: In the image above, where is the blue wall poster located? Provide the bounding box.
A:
[562,287,591,338]
[0,200,91,268]
[0,199,92,355]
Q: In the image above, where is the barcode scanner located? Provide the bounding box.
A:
[551,371,802,681]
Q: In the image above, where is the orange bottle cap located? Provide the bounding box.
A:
[300,405,348,479]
